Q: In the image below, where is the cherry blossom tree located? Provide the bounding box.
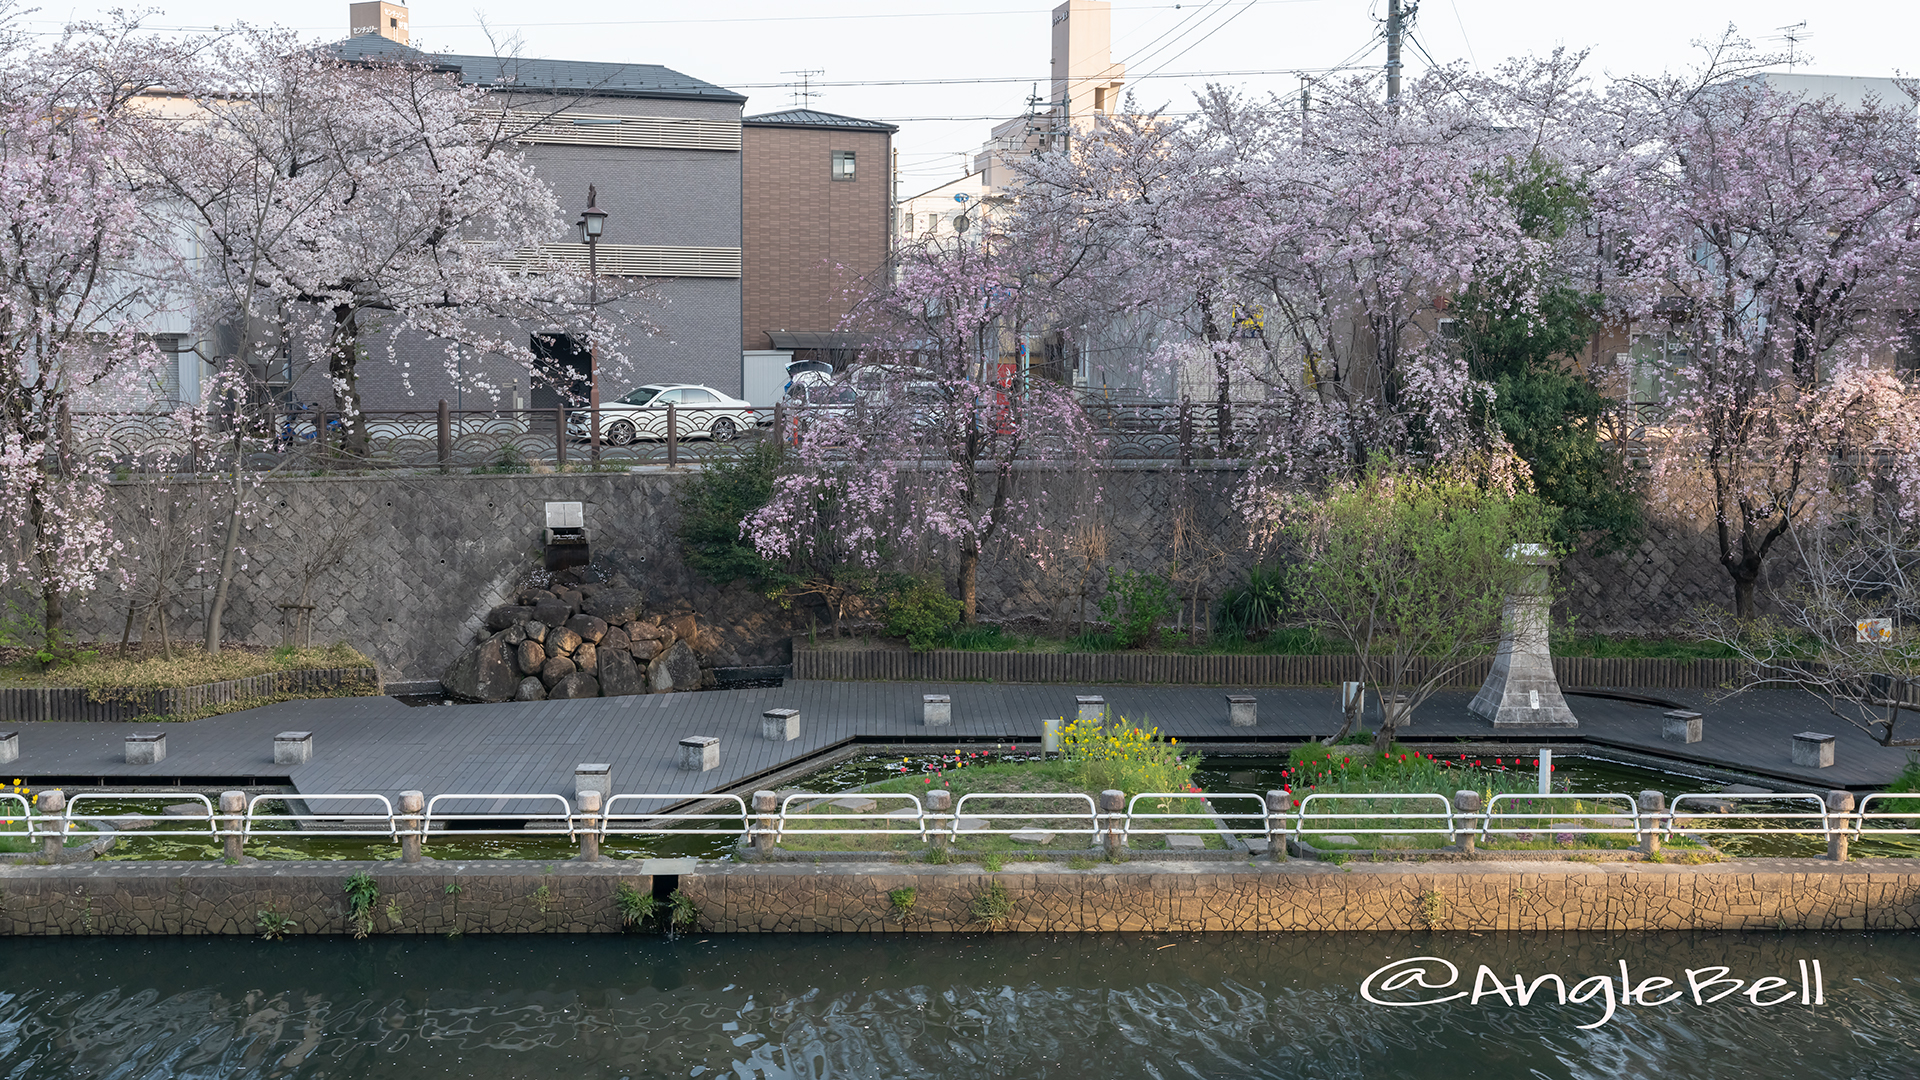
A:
[0,15,181,649]
[1610,69,1920,616]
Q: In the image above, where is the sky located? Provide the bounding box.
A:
[23,0,1917,198]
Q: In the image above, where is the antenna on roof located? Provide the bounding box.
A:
[782,69,825,108]
[1769,21,1812,69]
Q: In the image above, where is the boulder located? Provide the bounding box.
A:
[530,599,571,628]
[539,655,577,689]
[574,642,598,674]
[515,640,546,676]
[577,582,603,600]
[547,626,583,656]
[443,636,519,702]
[566,614,608,644]
[629,639,661,662]
[502,624,526,647]
[519,588,556,605]
[628,619,673,645]
[554,589,584,614]
[485,604,533,631]
[520,619,547,643]
[514,676,547,702]
[598,648,645,696]
[648,640,703,693]
[600,626,630,654]
[550,671,601,699]
[585,586,643,624]
[667,614,700,646]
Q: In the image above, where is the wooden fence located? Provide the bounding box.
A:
[793,648,1741,690]
[0,667,382,723]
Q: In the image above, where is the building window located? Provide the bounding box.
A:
[831,150,856,181]
[902,211,914,235]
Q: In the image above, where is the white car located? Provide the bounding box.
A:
[570,384,757,444]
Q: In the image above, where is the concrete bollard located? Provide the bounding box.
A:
[1453,790,1483,853]
[922,695,951,727]
[1638,790,1665,855]
[1077,696,1107,727]
[0,730,16,764]
[1827,790,1855,862]
[273,731,314,765]
[1793,732,1836,769]
[576,789,602,862]
[1662,711,1703,744]
[1100,789,1126,858]
[220,790,247,862]
[762,708,801,742]
[1227,695,1257,728]
[679,736,719,772]
[124,732,165,765]
[1265,790,1290,861]
[925,789,953,856]
[753,790,779,857]
[399,790,425,863]
[1042,717,1062,755]
[35,789,63,859]
[574,763,611,800]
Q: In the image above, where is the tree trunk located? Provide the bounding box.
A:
[329,305,370,458]
[1732,575,1757,620]
[958,543,980,624]
[204,472,245,655]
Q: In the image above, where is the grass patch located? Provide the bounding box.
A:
[0,642,372,692]
[1547,633,1737,660]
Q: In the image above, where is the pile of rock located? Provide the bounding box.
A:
[442,575,706,703]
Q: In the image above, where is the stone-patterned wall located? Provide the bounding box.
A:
[5,860,1918,935]
[56,466,1750,682]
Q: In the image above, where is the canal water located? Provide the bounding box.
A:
[1,931,1915,1078]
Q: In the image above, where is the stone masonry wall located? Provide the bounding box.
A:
[3,859,1919,935]
[53,466,1755,683]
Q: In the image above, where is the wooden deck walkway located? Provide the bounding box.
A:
[1,681,1909,798]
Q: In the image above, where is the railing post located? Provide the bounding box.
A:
[1100,789,1126,858]
[34,789,63,860]
[220,790,247,862]
[312,407,327,461]
[666,403,679,466]
[554,408,568,468]
[577,790,602,862]
[1264,789,1289,861]
[925,789,952,857]
[1178,395,1193,467]
[437,399,451,472]
[1453,790,1482,854]
[1827,790,1855,862]
[1638,790,1665,855]
[399,790,425,863]
[753,790,779,858]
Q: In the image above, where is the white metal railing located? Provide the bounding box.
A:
[1481,793,1642,842]
[1666,793,1832,839]
[245,793,397,840]
[423,793,576,839]
[774,792,929,840]
[62,792,218,841]
[47,787,1900,858]
[950,792,1099,839]
[1293,793,1456,840]
[1123,792,1268,843]
[603,794,751,837]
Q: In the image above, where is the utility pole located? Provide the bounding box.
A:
[1386,0,1409,112]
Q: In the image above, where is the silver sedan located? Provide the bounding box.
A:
[570,384,758,444]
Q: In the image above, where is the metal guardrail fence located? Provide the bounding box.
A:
[12,788,1918,859]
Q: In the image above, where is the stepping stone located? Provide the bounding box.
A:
[1009,830,1055,844]
[1243,838,1270,853]
[1166,834,1205,850]
[954,816,987,832]
[164,803,208,818]
[830,797,878,813]
[884,806,920,819]
[109,816,157,831]
[1315,834,1360,847]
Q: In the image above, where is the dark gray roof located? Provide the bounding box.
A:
[327,35,747,104]
[743,108,898,133]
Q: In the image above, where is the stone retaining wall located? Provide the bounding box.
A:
[5,858,1919,935]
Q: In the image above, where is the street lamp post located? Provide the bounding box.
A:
[577,185,608,465]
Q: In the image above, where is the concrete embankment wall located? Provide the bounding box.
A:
[5,859,1920,935]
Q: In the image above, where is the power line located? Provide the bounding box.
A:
[1134,0,1263,81]
[724,64,1380,91]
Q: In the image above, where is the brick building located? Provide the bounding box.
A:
[739,109,896,406]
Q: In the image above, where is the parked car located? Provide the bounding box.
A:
[568,384,756,444]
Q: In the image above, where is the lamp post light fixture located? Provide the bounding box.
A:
[577,185,609,464]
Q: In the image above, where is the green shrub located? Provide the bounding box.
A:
[343,871,378,939]
[677,440,785,586]
[884,577,962,652]
[1098,567,1176,648]
[1217,566,1288,638]
[1058,713,1198,797]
